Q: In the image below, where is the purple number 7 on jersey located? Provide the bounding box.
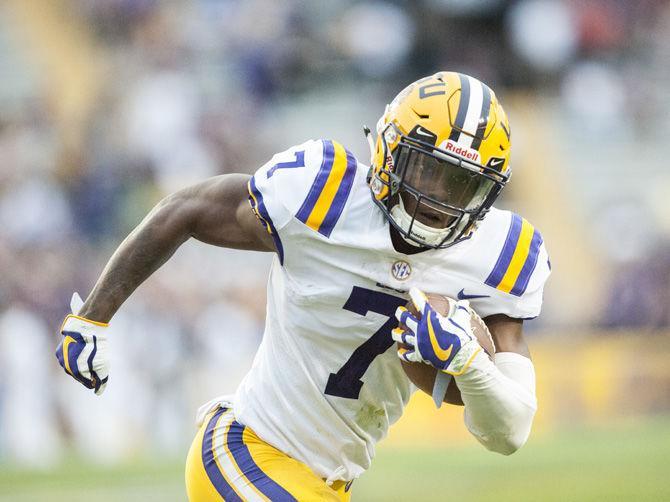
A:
[325,286,406,399]
[266,150,305,178]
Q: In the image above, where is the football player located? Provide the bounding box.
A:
[56,72,550,501]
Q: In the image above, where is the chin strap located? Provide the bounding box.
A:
[390,197,452,247]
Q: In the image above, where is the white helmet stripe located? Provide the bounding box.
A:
[457,75,485,149]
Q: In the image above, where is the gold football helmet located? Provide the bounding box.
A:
[367,71,512,248]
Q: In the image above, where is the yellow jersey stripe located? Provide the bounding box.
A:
[497,218,535,293]
[304,142,349,232]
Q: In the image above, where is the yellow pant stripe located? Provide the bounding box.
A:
[220,415,270,501]
[185,413,225,501]
[240,427,350,502]
[185,407,352,501]
[211,411,247,500]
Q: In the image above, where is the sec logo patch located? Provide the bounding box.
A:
[391,260,411,281]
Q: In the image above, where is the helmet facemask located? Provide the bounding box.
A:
[370,123,508,249]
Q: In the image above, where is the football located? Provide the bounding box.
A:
[398,293,496,406]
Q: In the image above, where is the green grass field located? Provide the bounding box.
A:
[1,417,668,502]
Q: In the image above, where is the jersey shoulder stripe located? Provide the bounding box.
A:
[248,176,285,264]
[295,140,357,237]
[485,213,543,297]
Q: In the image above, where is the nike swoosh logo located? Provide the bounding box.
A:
[415,126,433,137]
[488,158,504,168]
[457,288,490,300]
[427,311,453,361]
[62,335,77,375]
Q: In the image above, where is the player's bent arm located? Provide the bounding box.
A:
[485,314,530,357]
[456,315,537,456]
[79,174,273,323]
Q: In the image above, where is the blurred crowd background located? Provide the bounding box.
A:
[1,0,669,473]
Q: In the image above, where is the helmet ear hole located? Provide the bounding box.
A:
[411,108,429,119]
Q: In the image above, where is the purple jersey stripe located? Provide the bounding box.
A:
[317,148,357,237]
[485,213,523,289]
[510,229,543,296]
[295,140,335,223]
[201,408,242,501]
[226,421,298,501]
[249,176,285,265]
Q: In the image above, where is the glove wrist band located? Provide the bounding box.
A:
[61,314,109,330]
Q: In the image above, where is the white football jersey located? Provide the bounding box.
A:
[233,139,550,482]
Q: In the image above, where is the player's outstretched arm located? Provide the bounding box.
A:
[56,174,272,394]
[80,174,272,323]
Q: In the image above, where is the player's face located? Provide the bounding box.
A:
[397,148,495,229]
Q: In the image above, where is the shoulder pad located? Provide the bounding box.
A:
[250,139,358,238]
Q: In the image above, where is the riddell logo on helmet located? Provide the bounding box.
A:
[444,141,480,162]
[385,154,394,170]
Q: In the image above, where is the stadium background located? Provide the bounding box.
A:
[1,0,669,500]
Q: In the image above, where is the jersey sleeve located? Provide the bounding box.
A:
[247,139,358,264]
[481,213,551,319]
